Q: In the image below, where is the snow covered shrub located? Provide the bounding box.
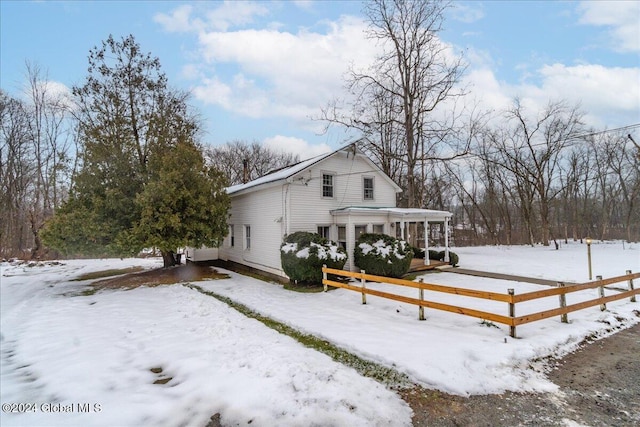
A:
[280,231,347,284]
[354,233,414,278]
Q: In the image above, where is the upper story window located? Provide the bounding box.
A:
[322,173,334,198]
[363,177,374,200]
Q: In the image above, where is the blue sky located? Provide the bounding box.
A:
[2,1,639,159]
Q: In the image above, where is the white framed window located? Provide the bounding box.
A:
[363,176,374,200]
[337,226,346,249]
[373,224,384,234]
[355,225,367,241]
[244,225,251,250]
[322,173,335,198]
[229,225,235,247]
[317,226,330,239]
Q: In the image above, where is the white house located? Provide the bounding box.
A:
[186,144,452,279]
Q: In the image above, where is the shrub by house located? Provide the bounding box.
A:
[280,231,347,284]
[354,233,413,278]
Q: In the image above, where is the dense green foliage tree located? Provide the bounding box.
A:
[42,35,229,266]
[133,142,229,267]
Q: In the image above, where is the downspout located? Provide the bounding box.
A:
[348,215,354,271]
[284,182,291,237]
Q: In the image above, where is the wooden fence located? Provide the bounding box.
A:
[321,266,639,338]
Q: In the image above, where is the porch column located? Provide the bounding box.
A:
[424,219,430,266]
[348,216,354,271]
[444,217,450,262]
[400,220,406,240]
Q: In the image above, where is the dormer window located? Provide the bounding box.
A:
[363,177,374,200]
[322,173,334,198]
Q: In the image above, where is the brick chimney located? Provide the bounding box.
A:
[242,159,249,184]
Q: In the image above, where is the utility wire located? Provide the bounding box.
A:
[462,123,640,160]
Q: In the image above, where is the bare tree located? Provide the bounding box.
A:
[322,0,466,207]
[486,100,584,245]
[0,90,31,257]
[589,131,640,242]
[206,140,300,186]
[557,144,592,241]
[24,62,73,258]
[0,64,73,259]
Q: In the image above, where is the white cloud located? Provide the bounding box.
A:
[154,4,195,33]
[263,135,332,160]
[450,3,484,23]
[292,1,315,12]
[180,63,202,80]
[155,1,269,33]
[462,61,640,129]
[524,63,640,127]
[190,14,374,123]
[203,1,269,31]
[18,79,74,111]
[157,2,638,137]
[577,1,640,52]
[462,68,512,113]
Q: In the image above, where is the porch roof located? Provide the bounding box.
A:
[330,206,452,222]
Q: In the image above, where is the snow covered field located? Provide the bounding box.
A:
[1,241,638,426]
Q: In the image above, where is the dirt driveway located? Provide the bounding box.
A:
[403,322,640,426]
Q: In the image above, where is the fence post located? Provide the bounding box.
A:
[323,264,327,292]
[558,282,568,323]
[361,270,367,305]
[508,288,516,338]
[597,275,606,311]
[418,278,425,320]
[628,270,636,303]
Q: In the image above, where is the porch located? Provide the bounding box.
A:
[330,206,454,272]
[409,258,449,273]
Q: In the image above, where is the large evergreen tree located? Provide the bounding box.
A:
[42,35,229,266]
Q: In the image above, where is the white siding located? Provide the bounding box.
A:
[185,247,218,262]
[288,151,397,233]
[219,184,287,277]
[191,148,401,277]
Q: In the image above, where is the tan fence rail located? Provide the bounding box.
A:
[322,266,639,338]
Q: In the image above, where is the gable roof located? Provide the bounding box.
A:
[226,143,402,196]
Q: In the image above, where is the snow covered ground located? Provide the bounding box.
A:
[1,241,638,426]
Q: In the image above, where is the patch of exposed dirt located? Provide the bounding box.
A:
[89,263,229,291]
[403,323,640,426]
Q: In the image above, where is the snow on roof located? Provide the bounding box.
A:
[225,146,343,195]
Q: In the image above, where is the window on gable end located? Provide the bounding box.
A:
[322,173,334,198]
[363,177,374,200]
